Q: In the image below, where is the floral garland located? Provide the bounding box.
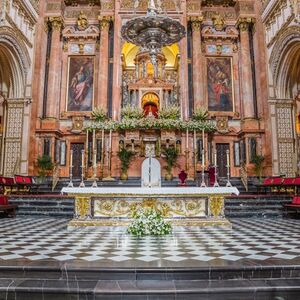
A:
[88,118,215,132]
[127,208,172,236]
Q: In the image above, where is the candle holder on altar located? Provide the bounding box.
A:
[79,150,85,188]
[102,150,115,181]
[200,149,206,187]
[226,149,232,187]
[68,150,74,187]
[213,150,219,187]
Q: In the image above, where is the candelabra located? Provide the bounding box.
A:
[67,150,74,187]
[200,148,206,187]
[213,149,219,187]
[226,149,232,187]
[92,153,98,188]
[79,149,85,187]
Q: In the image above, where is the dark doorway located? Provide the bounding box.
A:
[71,143,84,178]
[216,143,229,177]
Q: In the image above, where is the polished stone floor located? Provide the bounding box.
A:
[0,217,300,267]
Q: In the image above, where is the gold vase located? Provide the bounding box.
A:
[120,172,128,180]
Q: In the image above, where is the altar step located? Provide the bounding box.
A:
[8,195,74,217]
[0,264,299,299]
[8,194,292,219]
[225,195,292,218]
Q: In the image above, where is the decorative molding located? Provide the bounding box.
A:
[98,15,113,30]
[189,15,203,32]
[76,11,88,31]
[236,17,255,32]
[47,16,64,31]
[212,12,226,31]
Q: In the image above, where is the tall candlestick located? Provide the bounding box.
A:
[213,149,219,187]
[202,128,205,144]
[92,129,96,153]
[79,149,85,187]
[186,128,189,149]
[68,149,73,187]
[92,152,98,187]
[193,130,196,150]
[109,129,112,149]
[214,149,217,166]
[226,149,232,187]
[200,148,206,187]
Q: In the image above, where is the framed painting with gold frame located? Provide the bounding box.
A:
[66,56,94,112]
[206,56,234,112]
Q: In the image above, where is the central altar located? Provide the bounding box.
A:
[62,187,239,228]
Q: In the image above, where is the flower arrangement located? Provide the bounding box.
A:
[158,105,180,120]
[192,108,209,122]
[91,107,107,122]
[121,105,144,119]
[127,208,172,236]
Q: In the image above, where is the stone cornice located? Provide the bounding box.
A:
[13,0,39,25]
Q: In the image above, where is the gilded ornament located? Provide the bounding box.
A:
[98,16,112,30]
[75,197,91,218]
[209,196,224,217]
[236,17,255,32]
[47,16,63,31]
[189,15,203,32]
[212,12,226,31]
[77,11,88,31]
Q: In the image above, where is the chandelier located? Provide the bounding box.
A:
[121,0,186,77]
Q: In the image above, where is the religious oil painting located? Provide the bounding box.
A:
[207,57,233,112]
[67,56,94,111]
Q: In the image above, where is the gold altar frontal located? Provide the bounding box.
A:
[65,189,235,229]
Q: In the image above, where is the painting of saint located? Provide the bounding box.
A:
[67,56,94,111]
[207,57,233,112]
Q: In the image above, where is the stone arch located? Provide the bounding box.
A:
[269,26,300,99]
[0,27,30,98]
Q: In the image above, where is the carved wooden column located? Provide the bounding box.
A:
[190,16,204,109]
[98,16,111,111]
[237,17,255,119]
[46,16,63,119]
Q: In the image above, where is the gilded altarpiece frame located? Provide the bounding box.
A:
[206,56,234,113]
[66,56,95,112]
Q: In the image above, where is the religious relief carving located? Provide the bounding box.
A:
[76,11,88,31]
[71,116,85,133]
[47,16,64,31]
[216,116,229,133]
[212,12,226,31]
[236,17,255,32]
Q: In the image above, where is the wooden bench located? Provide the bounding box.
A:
[257,177,300,194]
[0,195,17,217]
[0,176,17,195]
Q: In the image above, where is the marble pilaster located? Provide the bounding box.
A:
[46,16,63,119]
[97,16,111,111]
[237,17,255,119]
[190,16,204,109]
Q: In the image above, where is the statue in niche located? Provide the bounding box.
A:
[77,11,88,31]
[212,12,226,31]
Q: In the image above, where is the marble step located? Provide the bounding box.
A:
[1,278,300,299]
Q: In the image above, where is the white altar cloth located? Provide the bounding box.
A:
[61,186,239,196]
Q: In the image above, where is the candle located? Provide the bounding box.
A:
[109,129,112,150]
[93,152,97,168]
[214,149,217,166]
[193,130,196,150]
[186,128,189,149]
[81,150,84,168]
[202,128,205,145]
[70,150,73,167]
[226,149,230,167]
[92,129,96,153]
[202,148,205,166]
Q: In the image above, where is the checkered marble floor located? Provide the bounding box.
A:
[0,217,300,265]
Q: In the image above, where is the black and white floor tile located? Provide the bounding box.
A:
[0,217,300,264]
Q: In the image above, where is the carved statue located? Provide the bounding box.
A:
[212,12,226,31]
[77,11,88,31]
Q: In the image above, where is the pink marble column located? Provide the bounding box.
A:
[46,16,63,119]
[98,16,111,111]
[237,18,255,119]
[112,1,121,121]
[190,16,204,109]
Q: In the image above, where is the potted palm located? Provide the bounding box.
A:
[37,154,54,183]
[252,154,264,183]
[118,148,135,180]
[162,147,178,181]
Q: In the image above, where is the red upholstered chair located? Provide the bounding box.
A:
[0,195,8,205]
[263,177,273,186]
